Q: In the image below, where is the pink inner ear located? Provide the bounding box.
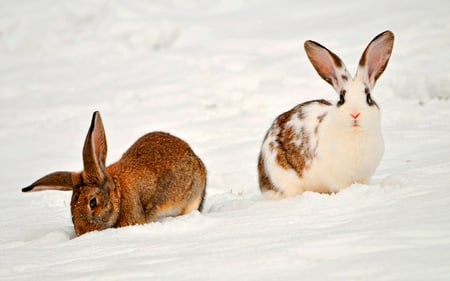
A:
[91,112,107,168]
[367,41,392,80]
[304,40,349,91]
[93,123,107,166]
[312,57,336,85]
[359,31,394,86]
[82,112,108,183]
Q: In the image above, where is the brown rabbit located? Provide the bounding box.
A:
[22,111,207,236]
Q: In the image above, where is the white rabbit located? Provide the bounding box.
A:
[258,31,395,199]
[23,111,207,236]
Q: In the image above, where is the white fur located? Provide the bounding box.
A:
[312,101,384,192]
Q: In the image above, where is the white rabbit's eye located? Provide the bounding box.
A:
[89,197,97,209]
[337,93,345,106]
[366,94,374,106]
[337,89,346,106]
[365,87,375,106]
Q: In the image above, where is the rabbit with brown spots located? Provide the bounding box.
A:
[258,31,395,199]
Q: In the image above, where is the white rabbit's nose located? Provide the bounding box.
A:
[350,112,361,120]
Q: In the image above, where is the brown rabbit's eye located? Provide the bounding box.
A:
[89,198,97,209]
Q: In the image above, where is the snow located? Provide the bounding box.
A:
[1,0,450,280]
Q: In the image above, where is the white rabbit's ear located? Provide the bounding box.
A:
[304,40,351,92]
[82,111,107,185]
[22,171,78,192]
[356,30,394,89]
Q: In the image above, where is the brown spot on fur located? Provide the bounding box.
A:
[330,51,343,68]
[257,153,279,194]
[341,75,348,81]
[304,99,332,107]
[268,142,275,152]
[317,113,327,123]
[315,113,327,135]
[359,52,367,67]
[274,101,328,177]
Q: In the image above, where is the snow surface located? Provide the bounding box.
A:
[1,0,450,280]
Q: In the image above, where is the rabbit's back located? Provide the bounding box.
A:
[108,131,206,227]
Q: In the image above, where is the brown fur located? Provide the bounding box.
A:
[22,112,207,236]
[315,113,327,135]
[257,153,277,194]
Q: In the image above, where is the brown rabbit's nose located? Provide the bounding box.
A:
[350,112,361,120]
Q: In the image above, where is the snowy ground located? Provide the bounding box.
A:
[1,0,450,280]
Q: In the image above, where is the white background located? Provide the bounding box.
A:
[1,1,449,280]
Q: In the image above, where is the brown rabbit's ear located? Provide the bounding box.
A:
[82,111,107,185]
[22,171,80,192]
[357,30,395,88]
[304,40,351,92]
